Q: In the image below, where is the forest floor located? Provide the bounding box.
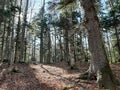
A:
[0,62,120,90]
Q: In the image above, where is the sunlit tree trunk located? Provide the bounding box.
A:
[4,0,16,65]
[33,36,36,59]
[32,36,36,59]
[14,0,22,63]
[0,0,7,62]
[20,0,29,62]
[1,21,6,62]
[4,19,12,64]
[106,29,113,62]
[40,25,44,63]
[54,27,57,62]
[80,0,117,89]
[47,28,51,64]
[79,31,87,62]
[39,0,45,63]
[69,35,75,67]
[10,23,15,64]
[73,34,77,62]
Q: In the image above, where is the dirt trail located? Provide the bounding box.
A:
[30,64,94,90]
[0,63,120,90]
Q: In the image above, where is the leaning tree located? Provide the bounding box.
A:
[48,0,120,89]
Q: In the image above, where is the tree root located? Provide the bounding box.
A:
[77,70,120,90]
[76,72,96,80]
[97,71,116,90]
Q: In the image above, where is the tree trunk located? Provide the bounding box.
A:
[1,21,6,62]
[4,18,12,65]
[54,27,57,63]
[59,32,63,62]
[10,25,15,65]
[47,28,51,64]
[64,29,70,65]
[39,0,45,63]
[79,31,87,62]
[20,0,29,62]
[40,27,44,63]
[106,29,113,63]
[114,26,120,57]
[14,0,22,63]
[69,35,75,67]
[80,0,117,89]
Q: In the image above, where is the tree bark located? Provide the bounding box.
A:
[58,31,64,62]
[47,28,51,64]
[1,21,6,62]
[39,0,45,63]
[14,0,22,63]
[54,27,57,63]
[80,0,118,89]
[20,0,29,62]
[64,29,70,65]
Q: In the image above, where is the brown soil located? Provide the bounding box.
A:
[0,62,120,90]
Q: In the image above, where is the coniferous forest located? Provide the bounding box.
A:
[0,0,120,90]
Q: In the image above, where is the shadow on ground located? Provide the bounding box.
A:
[0,63,56,90]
